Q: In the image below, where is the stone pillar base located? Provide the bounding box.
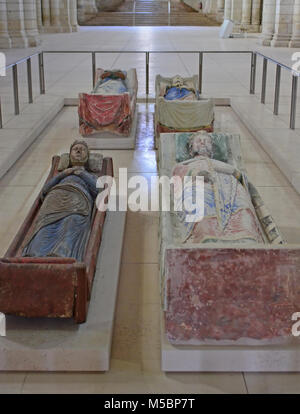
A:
[43,26,63,33]
[289,38,300,47]
[240,24,261,33]
[0,35,12,49]
[59,24,73,33]
[259,32,273,46]
[250,24,261,33]
[27,35,41,47]
[261,39,271,45]
[216,10,224,22]
[233,23,242,32]
[271,37,291,47]
[10,34,29,48]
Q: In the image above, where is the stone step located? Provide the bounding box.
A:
[85,2,220,26]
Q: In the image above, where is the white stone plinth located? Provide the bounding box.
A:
[161,316,300,372]
[0,207,126,371]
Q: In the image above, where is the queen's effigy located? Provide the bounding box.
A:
[0,141,113,323]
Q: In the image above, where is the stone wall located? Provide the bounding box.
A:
[183,0,300,45]
[182,0,202,11]
[1,0,299,48]
[0,0,78,48]
[77,0,97,24]
[261,0,300,46]
[96,0,124,12]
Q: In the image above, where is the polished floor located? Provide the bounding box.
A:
[1,104,300,393]
[0,26,300,394]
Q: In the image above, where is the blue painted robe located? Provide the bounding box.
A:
[164,86,196,101]
[22,170,98,261]
[94,76,128,95]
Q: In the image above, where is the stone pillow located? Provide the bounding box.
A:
[58,153,103,173]
[175,133,192,162]
[175,132,232,164]
[210,132,230,164]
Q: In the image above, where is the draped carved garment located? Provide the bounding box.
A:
[22,172,98,261]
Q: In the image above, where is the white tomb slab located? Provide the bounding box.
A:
[158,131,300,373]
[161,317,300,372]
[0,206,126,371]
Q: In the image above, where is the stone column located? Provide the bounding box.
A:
[69,0,78,31]
[289,0,300,47]
[224,0,232,19]
[217,0,225,21]
[209,0,219,17]
[42,0,51,29]
[0,0,12,48]
[241,0,252,28]
[251,0,262,31]
[59,0,72,32]
[260,0,276,45]
[36,0,43,31]
[7,0,28,48]
[49,0,61,32]
[85,0,97,14]
[77,0,86,24]
[271,0,293,47]
[23,0,41,46]
[231,0,243,30]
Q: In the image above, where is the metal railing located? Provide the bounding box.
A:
[3,52,45,121]
[42,49,253,94]
[0,50,299,129]
[255,52,299,129]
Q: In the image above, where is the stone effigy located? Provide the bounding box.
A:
[0,141,113,323]
[159,131,300,346]
[78,68,138,137]
[163,75,199,101]
[22,141,99,261]
[155,74,214,146]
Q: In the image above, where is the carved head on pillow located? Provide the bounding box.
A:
[171,75,184,89]
[70,140,89,166]
[189,131,213,159]
[58,141,103,173]
[101,70,126,81]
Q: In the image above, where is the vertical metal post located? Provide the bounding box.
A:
[250,52,256,94]
[199,52,203,95]
[290,75,298,130]
[133,1,136,26]
[0,97,2,129]
[92,52,96,88]
[261,58,268,104]
[146,52,149,96]
[273,64,281,115]
[38,52,45,94]
[27,57,33,104]
[12,64,20,115]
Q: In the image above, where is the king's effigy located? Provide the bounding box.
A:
[78,68,138,137]
[159,130,300,346]
[155,74,214,146]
